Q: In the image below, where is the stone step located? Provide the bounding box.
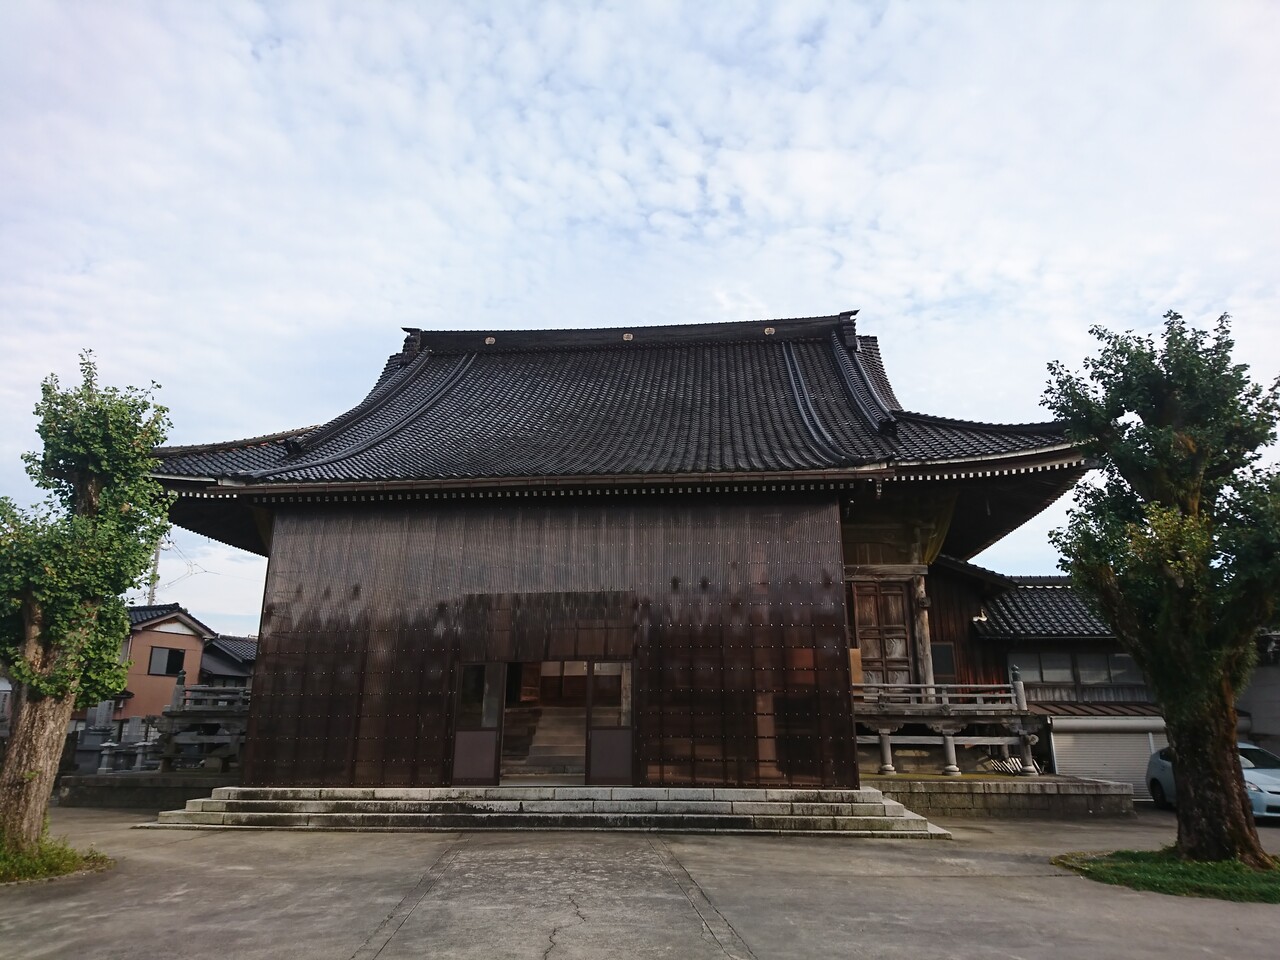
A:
[210,786,900,803]
[526,745,586,757]
[525,733,586,745]
[183,798,907,817]
[148,809,944,836]
[141,785,947,837]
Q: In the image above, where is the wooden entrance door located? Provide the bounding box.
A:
[849,581,914,685]
[452,662,506,784]
[585,660,633,785]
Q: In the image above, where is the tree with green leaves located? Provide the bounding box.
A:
[0,354,172,854]
[1045,312,1280,869]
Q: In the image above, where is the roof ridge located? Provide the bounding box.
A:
[155,426,319,457]
[830,331,898,437]
[781,340,852,464]
[404,314,853,354]
[246,353,478,480]
[895,409,1066,434]
[289,346,437,455]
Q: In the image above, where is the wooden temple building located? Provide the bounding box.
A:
[153,312,1085,789]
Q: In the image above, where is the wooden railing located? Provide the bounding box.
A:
[852,682,1027,714]
[851,682,1040,776]
[167,679,250,713]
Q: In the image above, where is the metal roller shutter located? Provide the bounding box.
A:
[1052,729,1168,798]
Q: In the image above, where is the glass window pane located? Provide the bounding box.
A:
[592,667,621,726]
[1076,654,1110,684]
[457,664,485,728]
[931,643,956,679]
[1039,653,1073,683]
[1008,653,1039,682]
[619,662,632,726]
[458,664,503,729]
[149,647,183,676]
[1109,653,1143,684]
[480,663,503,729]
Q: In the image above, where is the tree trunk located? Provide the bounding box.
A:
[1166,687,1273,869]
[0,685,77,854]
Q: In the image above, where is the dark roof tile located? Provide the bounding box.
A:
[127,603,182,626]
[976,581,1112,639]
[155,314,1071,485]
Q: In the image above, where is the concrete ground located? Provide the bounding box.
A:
[1,809,1277,960]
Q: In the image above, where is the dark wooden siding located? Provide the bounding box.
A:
[923,566,1004,685]
[245,494,855,788]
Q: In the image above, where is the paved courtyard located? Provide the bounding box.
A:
[1,808,1277,960]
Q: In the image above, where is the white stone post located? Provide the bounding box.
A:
[877,730,896,774]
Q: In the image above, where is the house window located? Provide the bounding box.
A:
[1076,653,1110,684]
[148,647,185,676]
[1008,650,1150,702]
[1109,653,1143,683]
[931,642,956,682]
[1038,653,1074,684]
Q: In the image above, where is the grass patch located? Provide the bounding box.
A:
[0,835,113,884]
[1053,848,1280,902]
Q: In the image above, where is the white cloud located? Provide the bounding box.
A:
[3,0,1279,620]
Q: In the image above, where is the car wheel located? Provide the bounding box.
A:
[1150,779,1171,809]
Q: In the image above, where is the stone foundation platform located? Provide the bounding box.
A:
[868,776,1133,818]
[141,786,952,837]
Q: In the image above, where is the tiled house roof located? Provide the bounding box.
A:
[154,313,1072,485]
[208,635,257,663]
[975,577,1113,639]
[127,603,182,627]
[126,603,215,637]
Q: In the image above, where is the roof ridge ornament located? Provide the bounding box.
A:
[829,330,898,437]
[838,309,859,350]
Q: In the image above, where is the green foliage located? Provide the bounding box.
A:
[0,833,112,883]
[1053,848,1280,902]
[1044,314,1280,723]
[0,353,173,707]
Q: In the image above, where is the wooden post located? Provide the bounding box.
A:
[909,531,935,698]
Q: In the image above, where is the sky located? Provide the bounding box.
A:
[2,1,1278,635]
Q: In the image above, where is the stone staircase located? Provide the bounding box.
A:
[502,705,586,779]
[141,786,951,837]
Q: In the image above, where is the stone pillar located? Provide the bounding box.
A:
[96,743,116,775]
[1018,734,1039,776]
[169,669,187,711]
[877,730,896,774]
[941,733,961,776]
[1011,666,1028,712]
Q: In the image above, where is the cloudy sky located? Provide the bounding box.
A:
[2,1,1278,634]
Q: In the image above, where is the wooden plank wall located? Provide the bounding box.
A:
[244,494,855,788]
[925,565,1005,685]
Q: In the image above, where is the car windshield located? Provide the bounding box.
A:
[1239,746,1280,770]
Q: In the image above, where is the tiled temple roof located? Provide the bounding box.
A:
[155,313,1071,485]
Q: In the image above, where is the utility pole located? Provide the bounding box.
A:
[146,540,162,605]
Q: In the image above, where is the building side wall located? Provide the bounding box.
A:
[119,624,204,720]
[244,494,854,788]
[922,566,999,685]
[1239,661,1280,749]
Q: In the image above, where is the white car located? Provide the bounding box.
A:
[1146,742,1280,818]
